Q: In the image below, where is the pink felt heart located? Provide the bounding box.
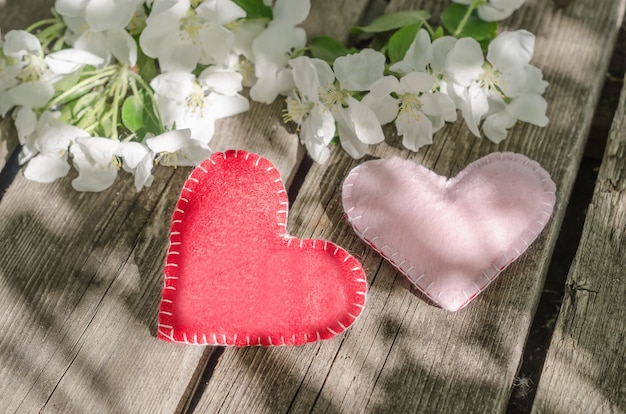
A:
[158,150,367,346]
[342,152,556,312]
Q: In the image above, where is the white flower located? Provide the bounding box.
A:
[139,0,245,72]
[452,0,526,22]
[390,28,458,91]
[333,48,386,91]
[0,30,103,116]
[287,50,385,160]
[1,31,54,115]
[116,141,154,191]
[20,111,90,183]
[249,0,310,103]
[70,136,122,192]
[364,73,456,151]
[56,0,139,66]
[446,30,548,142]
[389,29,433,75]
[146,128,211,167]
[227,19,266,87]
[150,69,249,142]
[284,89,335,163]
[70,137,155,192]
[56,0,139,32]
[387,28,459,112]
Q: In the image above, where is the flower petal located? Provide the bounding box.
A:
[106,29,138,67]
[198,23,234,67]
[196,0,246,25]
[24,154,71,183]
[334,48,385,91]
[116,141,151,169]
[389,28,432,75]
[396,111,433,151]
[487,30,534,72]
[400,72,435,94]
[446,38,484,86]
[361,76,401,125]
[145,128,193,153]
[85,0,137,31]
[272,0,311,25]
[333,106,369,159]
[45,48,105,74]
[204,93,250,120]
[420,92,457,123]
[14,106,37,145]
[506,94,549,126]
[482,110,517,143]
[71,152,118,192]
[7,81,54,109]
[3,30,41,57]
[290,56,334,101]
[199,67,243,95]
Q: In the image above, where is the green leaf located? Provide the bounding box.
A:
[353,10,430,34]
[136,49,157,83]
[231,0,272,19]
[387,23,422,64]
[121,92,162,140]
[441,4,498,41]
[432,25,445,41]
[309,36,356,63]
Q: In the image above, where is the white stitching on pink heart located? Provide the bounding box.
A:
[342,152,556,311]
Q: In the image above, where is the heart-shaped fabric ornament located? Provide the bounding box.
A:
[342,152,556,312]
[158,150,367,346]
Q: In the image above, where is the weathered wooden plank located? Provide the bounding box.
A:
[0,105,300,413]
[531,72,626,414]
[0,110,300,413]
[0,0,55,32]
[193,0,626,413]
[0,117,16,172]
[0,1,361,412]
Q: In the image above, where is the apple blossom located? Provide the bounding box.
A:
[249,0,310,103]
[364,72,456,151]
[56,0,139,66]
[145,128,212,167]
[20,111,91,183]
[287,50,385,160]
[446,29,548,142]
[150,68,249,143]
[139,0,245,72]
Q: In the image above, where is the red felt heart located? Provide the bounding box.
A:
[158,150,367,346]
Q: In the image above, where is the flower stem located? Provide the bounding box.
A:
[422,21,436,37]
[453,0,485,38]
[25,18,60,33]
[44,66,118,110]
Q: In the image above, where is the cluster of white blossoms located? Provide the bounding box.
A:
[285,26,548,163]
[0,0,547,191]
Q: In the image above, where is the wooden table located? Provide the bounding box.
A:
[1,0,625,412]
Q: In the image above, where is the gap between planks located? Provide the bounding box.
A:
[507,14,626,413]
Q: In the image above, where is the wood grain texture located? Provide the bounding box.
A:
[0,0,365,410]
[531,72,626,414]
[193,0,626,413]
[0,42,306,414]
[0,0,55,31]
[0,117,16,172]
